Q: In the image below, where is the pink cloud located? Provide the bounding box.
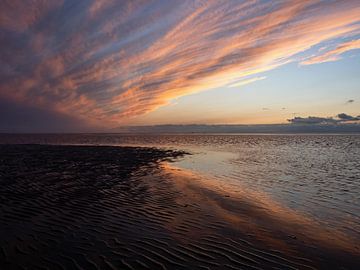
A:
[301,39,360,65]
[1,1,360,126]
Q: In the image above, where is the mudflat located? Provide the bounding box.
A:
[0,144,359,269]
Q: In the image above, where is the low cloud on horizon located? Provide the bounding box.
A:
[288,113,360,125]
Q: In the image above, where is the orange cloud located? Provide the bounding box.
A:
[1,1,360,126]
[228,76,267,88]
[301,39,360,65]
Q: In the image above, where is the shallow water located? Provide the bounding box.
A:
[1,133,359,237]
[0,134,359,269]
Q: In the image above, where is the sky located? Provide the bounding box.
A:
[1,0,360,132]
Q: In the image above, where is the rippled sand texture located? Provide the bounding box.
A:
[0,145,359,269]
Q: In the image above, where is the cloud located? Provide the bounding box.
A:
[0,98,94,132]
[301,39,360,65]
[337,113,360,121]
[228,76,266,88]
[288,113,360,124]
[1,1,360,127]
[288,116,337,125]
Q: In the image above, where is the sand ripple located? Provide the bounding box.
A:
[0,145,359,269]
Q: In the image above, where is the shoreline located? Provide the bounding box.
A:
[0,144,359,269]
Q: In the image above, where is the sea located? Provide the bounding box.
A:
[1,133,359,240]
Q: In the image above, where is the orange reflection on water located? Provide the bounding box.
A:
[161,162,360,259]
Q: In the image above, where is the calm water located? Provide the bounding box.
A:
[1,133,359,238]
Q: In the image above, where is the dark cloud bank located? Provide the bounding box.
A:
[112,124,360,134]
[288,113,360,125]
[113,115,360,134]
[0,99,94,133]
[1,107,359,133]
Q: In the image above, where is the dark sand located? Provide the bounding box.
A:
[0,144,359,269]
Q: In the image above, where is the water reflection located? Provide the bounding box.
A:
[1,134,359,247]
[163,163,360,259]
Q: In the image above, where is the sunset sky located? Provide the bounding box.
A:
[1,0,360,131]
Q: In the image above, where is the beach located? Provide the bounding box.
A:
[2,0,360,268]
[1,142,359,269]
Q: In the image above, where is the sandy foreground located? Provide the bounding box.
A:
[0,144,359,269]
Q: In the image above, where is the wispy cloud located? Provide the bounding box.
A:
[228,76,266,88]
[301,39,360,65]
[1,0,360,126]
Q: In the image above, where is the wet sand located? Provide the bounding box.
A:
[0,144,359,269]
